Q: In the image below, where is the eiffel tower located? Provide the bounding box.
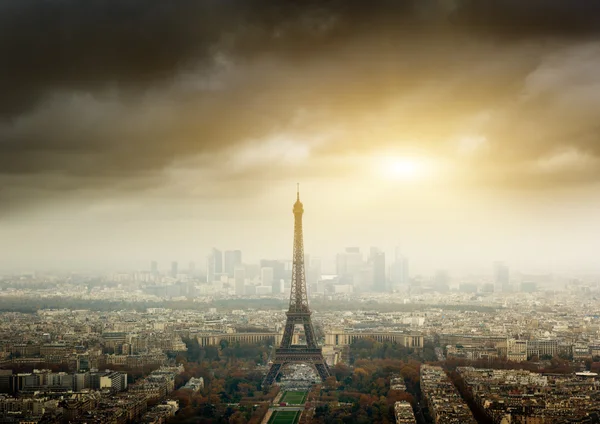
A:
[262,186,331,387]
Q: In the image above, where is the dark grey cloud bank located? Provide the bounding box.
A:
[2,0,600,212]
[3,0,600,115]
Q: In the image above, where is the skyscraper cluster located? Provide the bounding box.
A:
[333,246,409,293]
[149,245,410,296]
[206,249,242,283]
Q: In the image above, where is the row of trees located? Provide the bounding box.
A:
[312,359,420,424]
[169,337,426,424]
[169,331,598,424]
[0,295,498,315]
[167,338,278,424]
[308,337,461,424]
[349,338,437,363]
[310,337,428,424]
[180,337,271,367]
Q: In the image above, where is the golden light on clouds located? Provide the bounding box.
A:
[380,156,424,181]
[4,0,600,273]
[374,154,440,184]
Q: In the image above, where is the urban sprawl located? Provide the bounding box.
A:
[0,249,599,423]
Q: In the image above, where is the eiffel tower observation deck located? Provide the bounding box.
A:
[262,186,331,387]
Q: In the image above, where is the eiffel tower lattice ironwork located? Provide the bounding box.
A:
[262,186,331,387]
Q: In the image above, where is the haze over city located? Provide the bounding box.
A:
[2,3,600,424]
[2,1,600,274]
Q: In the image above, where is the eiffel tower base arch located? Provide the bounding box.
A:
[262,349,331,387]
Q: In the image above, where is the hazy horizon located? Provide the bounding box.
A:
[3,1,600,275]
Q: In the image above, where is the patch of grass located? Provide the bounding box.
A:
[268,411,299,424]
[281,391,307,404]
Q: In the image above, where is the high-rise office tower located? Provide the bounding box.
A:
[260,260,286,283]
[270,278,279,294]
[224,250,242,277]
[213,249,223,274]
[150,261,158,275]
[224,251,234,276]
[336,247,363,276]
[370,247,386,292]
[261,267,274,287]
[494,261,510,292]
[390,248,409,289]
[206,248,223,283]
[170,261,178,278]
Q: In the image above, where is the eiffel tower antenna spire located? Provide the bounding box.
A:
[262,186,331,387]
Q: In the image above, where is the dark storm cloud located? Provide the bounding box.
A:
[2,0,600,211]
[0,0,407,116]
[450,0,600,37]
[3,0,600,116]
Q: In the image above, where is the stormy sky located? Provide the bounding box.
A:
[2,0,600,275]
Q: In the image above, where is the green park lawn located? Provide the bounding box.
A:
[281,391,307,405]
[268,410,300,424]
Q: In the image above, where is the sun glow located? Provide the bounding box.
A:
[379,156,427,181]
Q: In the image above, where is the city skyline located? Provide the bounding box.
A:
[1,241,598,279]
[2,2,600,423]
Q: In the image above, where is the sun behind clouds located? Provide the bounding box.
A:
[377,155,430,182]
